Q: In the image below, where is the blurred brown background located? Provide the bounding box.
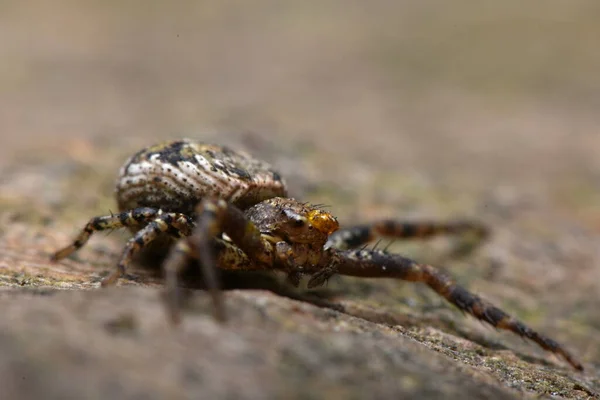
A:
[1,1,599,399]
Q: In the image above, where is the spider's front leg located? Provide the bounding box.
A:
[51,207,194,286]
[163,198,275,323]
[163,236,259,323]
[327,248,583,371]
[326,219,489,251]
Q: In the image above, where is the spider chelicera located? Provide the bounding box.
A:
[51,139,583,371]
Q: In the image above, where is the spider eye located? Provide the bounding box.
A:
[283,209,307,227]
[293,218,305,227]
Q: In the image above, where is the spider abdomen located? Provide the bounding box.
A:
[116,139,287,215]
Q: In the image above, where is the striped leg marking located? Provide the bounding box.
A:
[51,208,162,261]
[331,248,583,371]
[326,220,489,251]
[100,211,194,286]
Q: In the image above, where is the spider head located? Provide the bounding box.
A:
[247,198,339,245]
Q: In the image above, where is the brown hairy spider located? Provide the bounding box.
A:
[51,139,583,371]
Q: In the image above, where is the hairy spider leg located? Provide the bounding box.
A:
[100,212,195,286]
[326,220,489,250]
[51,207,163,261]
[163,198,275,323]
[326,248,583,371]
[51,207,195,285]
[163,237,258,323]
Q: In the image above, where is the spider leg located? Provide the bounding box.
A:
[326,248,583,371]
[163,237,264,324]
[51,207,166,261]
[164,197,275,323]
[326,220,489,250]
[100,212,195,286]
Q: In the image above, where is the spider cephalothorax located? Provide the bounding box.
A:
[51,139,583,371]
[246,198,339,271]
[247,198,339,245]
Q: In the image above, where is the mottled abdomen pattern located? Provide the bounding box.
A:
[116,139,287,215]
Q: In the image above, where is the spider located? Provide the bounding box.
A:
[51,139,583,371]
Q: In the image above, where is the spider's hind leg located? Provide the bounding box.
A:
[326,219,489,251]
[100,211,195,286]
[51,206,195,286]
[51,207,163,261]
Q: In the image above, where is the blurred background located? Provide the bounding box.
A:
[3,1,600,178]
[1,1,599,398]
